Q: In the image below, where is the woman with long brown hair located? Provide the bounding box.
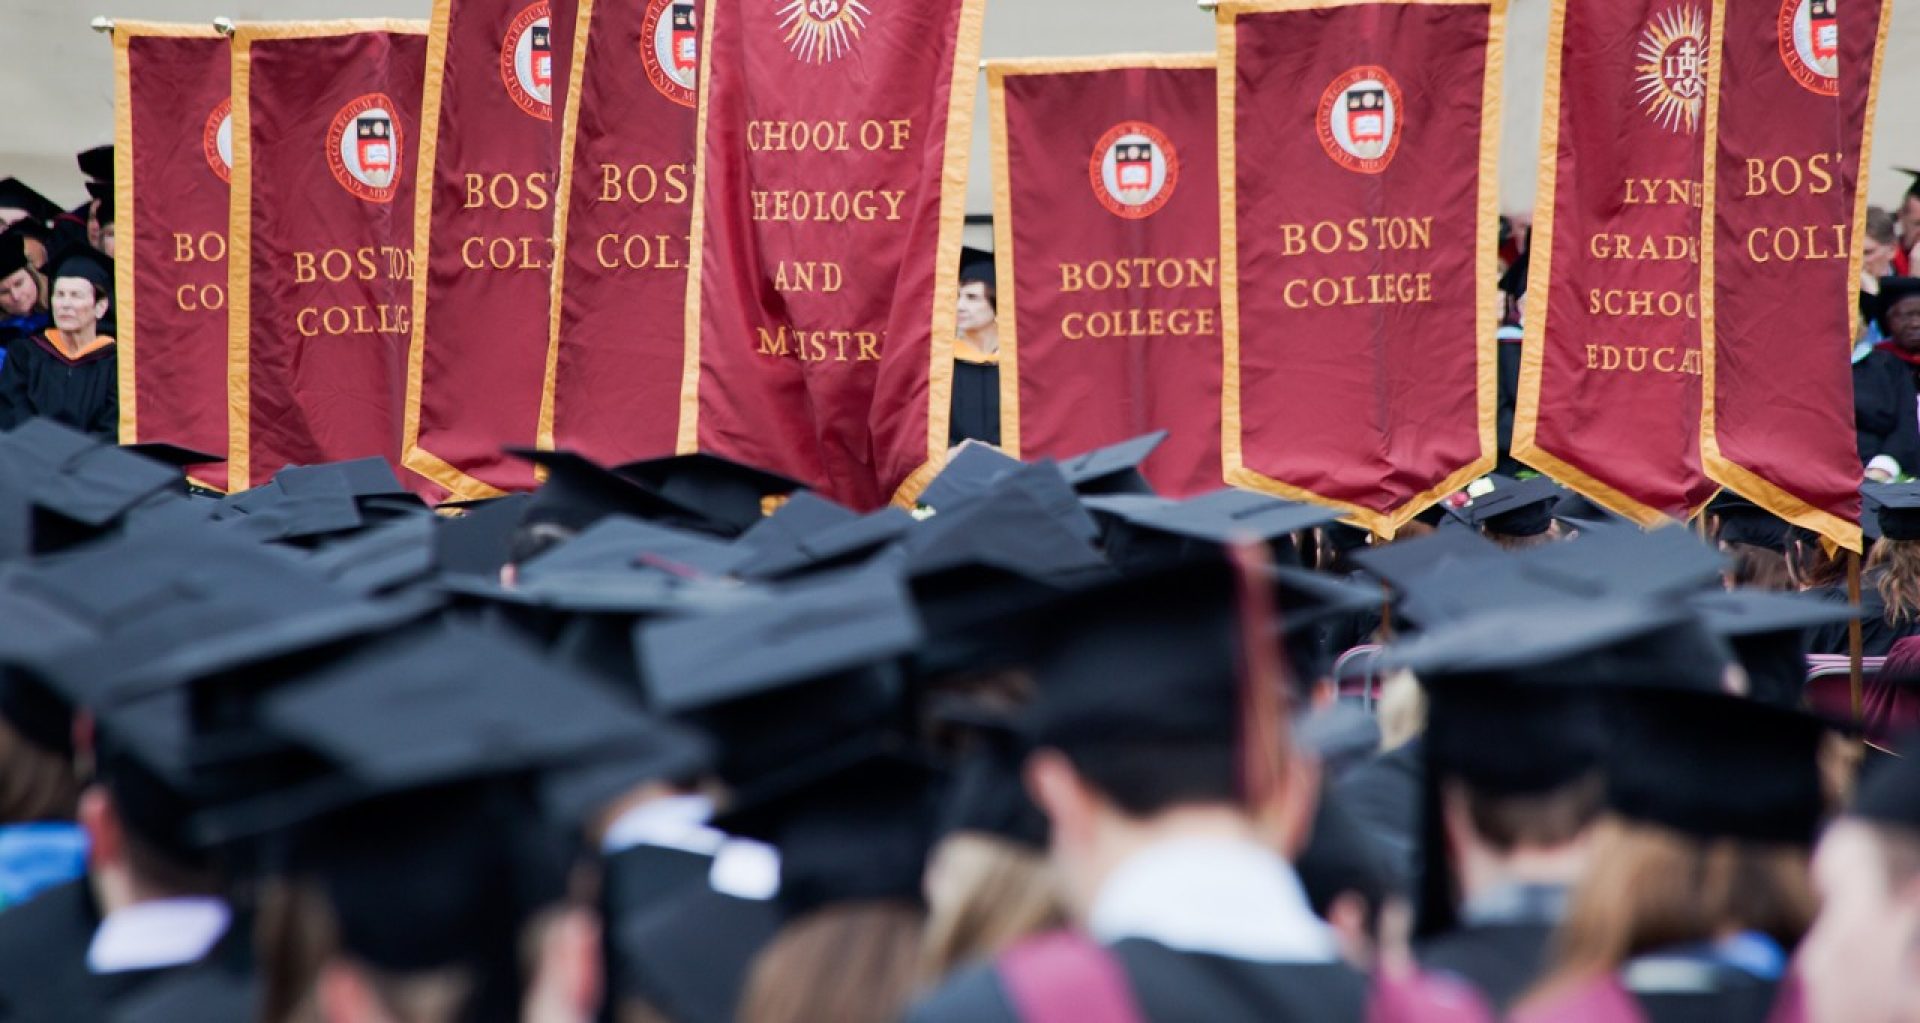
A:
[1809,487,1920,655]
[1513,685,1828,1023]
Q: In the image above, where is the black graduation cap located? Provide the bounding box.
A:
[1865,481,1920,541]
[1349,527,1502,593]
[518,514,752,582]
[735,507,913,581]
[45,244,112,294]
[214,478,366,543]
[1517,523,1729,597]
[0,178,62,225]
[433,492,535,579]
[273,456,413,501]
[1707,492,1791,550]
[906,472,1107,584]
[917,440,1023,512]
[637,571,923,714]
[1849,737,1920,833]
[1897,167,1920,203]
[1464,476,1562,538]
[510,447,707,535]
[715,740,945,917]
[927,699,1046,849]
[1687,589,1857,708]
[1023,557,1243,750]
[76,145,113,184]
[88,689,224,865]
[1086,489,1344,574]
[1604,685,1830,846]
[613,452,804,537]
[1870,277,1920,334]
[0,232,31,279]
[1382,599,1735,695]
[959,246,995,286]
[123,442,225,469]
[736,491,859,552]
[1057,431,1166,496]
[0,587,98,754]
[300,516,440,597]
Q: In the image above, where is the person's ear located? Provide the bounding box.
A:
[92,295,110,321]
[1025,749,1095,850]
[317,961,381,1023]
[78,786,120,873]
[524,906,602,1023]
[1259,751,1323,858]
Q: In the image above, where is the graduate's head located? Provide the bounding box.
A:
[0,235,40,317]
[48,249,110,334]
[1877,278,1920,351]
[1802,750,1920,1023]
[957,253,995,333]
[1018,559,1320,916]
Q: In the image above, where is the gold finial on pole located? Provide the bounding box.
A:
[90,16,114,33]
[214,17,236,36]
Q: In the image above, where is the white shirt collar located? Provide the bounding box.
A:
[1088,836,1337,964]
[600,794,725,857]
[87,897,230,975]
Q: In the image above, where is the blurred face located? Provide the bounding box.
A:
[50,278,106,334]
[957,281,995,334]
[1890,296,1920,351]
[100,223,116,259]
[0,268,36,317]
[1801,823,1920,1023]
[1865,235,1896,278]
[1902,198,1920,250]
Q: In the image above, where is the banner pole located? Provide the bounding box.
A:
[1848,548,1864,721]
[90,16,113,33]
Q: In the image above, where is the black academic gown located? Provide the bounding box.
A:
[1416,922,1555,1014]
[1496,337,1525,476]
[107,917,256,1023]
[1334,740,1423,892]
[610,885,783,1023]
[0,879,183,1022]
[0,333,118,439]
[1854,348,1920,472]
[1808,572,1920,657]
[905,938,1370,1023]
[949,344,1001,447]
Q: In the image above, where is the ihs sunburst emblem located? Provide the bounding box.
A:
[777,0,871,64]
[1635,5,1709,135]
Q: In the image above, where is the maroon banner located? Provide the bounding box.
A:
[1698,0,1884,549]
[681,0,986,509]
[1219,0,1503,536]
[403,0,559,500]
[1513,0,1720,524]
[228,22,428,491]
[538,0,697,465]
[114,24,232,490]
[988,56,1223,499]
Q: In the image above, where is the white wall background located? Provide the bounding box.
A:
[5,0,1916,231]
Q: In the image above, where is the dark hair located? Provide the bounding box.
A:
[0,718,80,823]
[959,275,996,312]
[1057,739,1236,818]
[1725,541,1793,591]
[1458,773,1605,853]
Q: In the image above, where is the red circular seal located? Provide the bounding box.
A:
[500,2,554,120]
[1777,0,1839,97]
[325,94,404,204]
[641,0,698,108]
[203,98,233,184]
[1088,121,1179,220]
[1315,66,1402,175]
